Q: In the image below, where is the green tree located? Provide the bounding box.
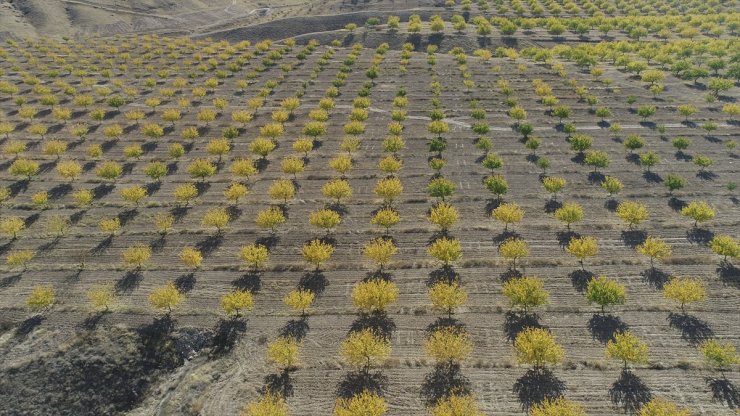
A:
[502,276,549,313]
[606,331,648,369]
[586,276,626,313]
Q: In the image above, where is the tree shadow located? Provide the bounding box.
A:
[588,314,629,343]
[364,270,394,282]
[667,313,714,345]
[91,235,113,254]
[717,260,739,288]
[500,268,523,282]
[641,268,670,289]
[337,370,387,400]
[626,153,641,165]
[544,199,563,214]
[604,198,619,212]
[485,198,502,215]
[350,312,396,339]
[174,273,196,294]
[298,271,328,295]
[706,376,739,409]
[504,311,542,342]
[80,311,107,331]
[687,228,714,245]
[8,179,30,197]
[280,317,309,340]
[0,273,22,288]
[262,369,294,398]
[232,271,261,292]
[513,368,566,411]
[326,202,348,216]
[115,271,143,293]
[150,234,167,253]
[118,208,139,226]
[493,230,520,245]
[210,318,247,356]
[609,370,652,414]
[144,181,161,196]
[675,151,692,162]
[569,269,595,292]
[588,171,606,184]
[255,235,280,250]
[170,206,190,222]
[621,230,647,248]
[137,315,181,368]
[420,363,470,406]
[426,316,465,334]
[427,265,459,286]
[556,230,580,248]
[668,197,687,212]
[226,206,242,221]
[14,315,45,338]
[697,171,718,181]
[195,234,224,256]
[47,183,72,200]
[642,171,663,183]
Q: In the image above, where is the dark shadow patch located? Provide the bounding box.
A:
[8,179,30,196]
[14,315,45,338]
[91,235,114,254]
[626,153,641,165]
[47,183,72,200]
[544,199,563,214]
[499,268,523,282]
[642,171,663,183]
[170,206,190,222]
[675,151,692,162]
[350,312,396,339]
[337,371,387,400]
[668,197,687,212]
[24,213,40,228]
[118,209,138,226]
[621,230,647,248]
[556,230,580,248]
[641,268,670,289]
[667,313,713,345]
[687,228,714,245]
[485,198,502,215]
[195,234,224,256]
[504,312,542,342]
[280,318,309,340]
[232,271,261,293]
[93,183,115,199]
[570,153,585,165]
[605,198,619,212]
[69,210,85,224]
[569,269,595,292]
[588,314,629,343]
[717,260,739,288]
[706,376,739,409]
[427,266,459,286]
[80,312,107,331]
[420,363,470,406]
[609,370,652,414]
[0,273,22,288]
[254,158,270,173]
[115,271,143,293]
[194,182,211,194]
[262,370,294,398]
[426,317,465,334]
[210,318,247,356]
[493,230,520,245]
[226,206,242,221]
[513,368,566,411]
[298,271,328,295]
[255,235,280,250]
[174,273,196,294]
[697,171,718,181]
[144,182,161,196]
[588,171,606,184]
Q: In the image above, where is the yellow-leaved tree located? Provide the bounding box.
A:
[514,327,565,370]
[351,279,399,313]
[149,282,183,314]
[425,326,473,365]
[340,328,391,372]
[335,391,387,416]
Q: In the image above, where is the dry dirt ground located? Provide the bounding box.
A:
[0,4,738,416]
